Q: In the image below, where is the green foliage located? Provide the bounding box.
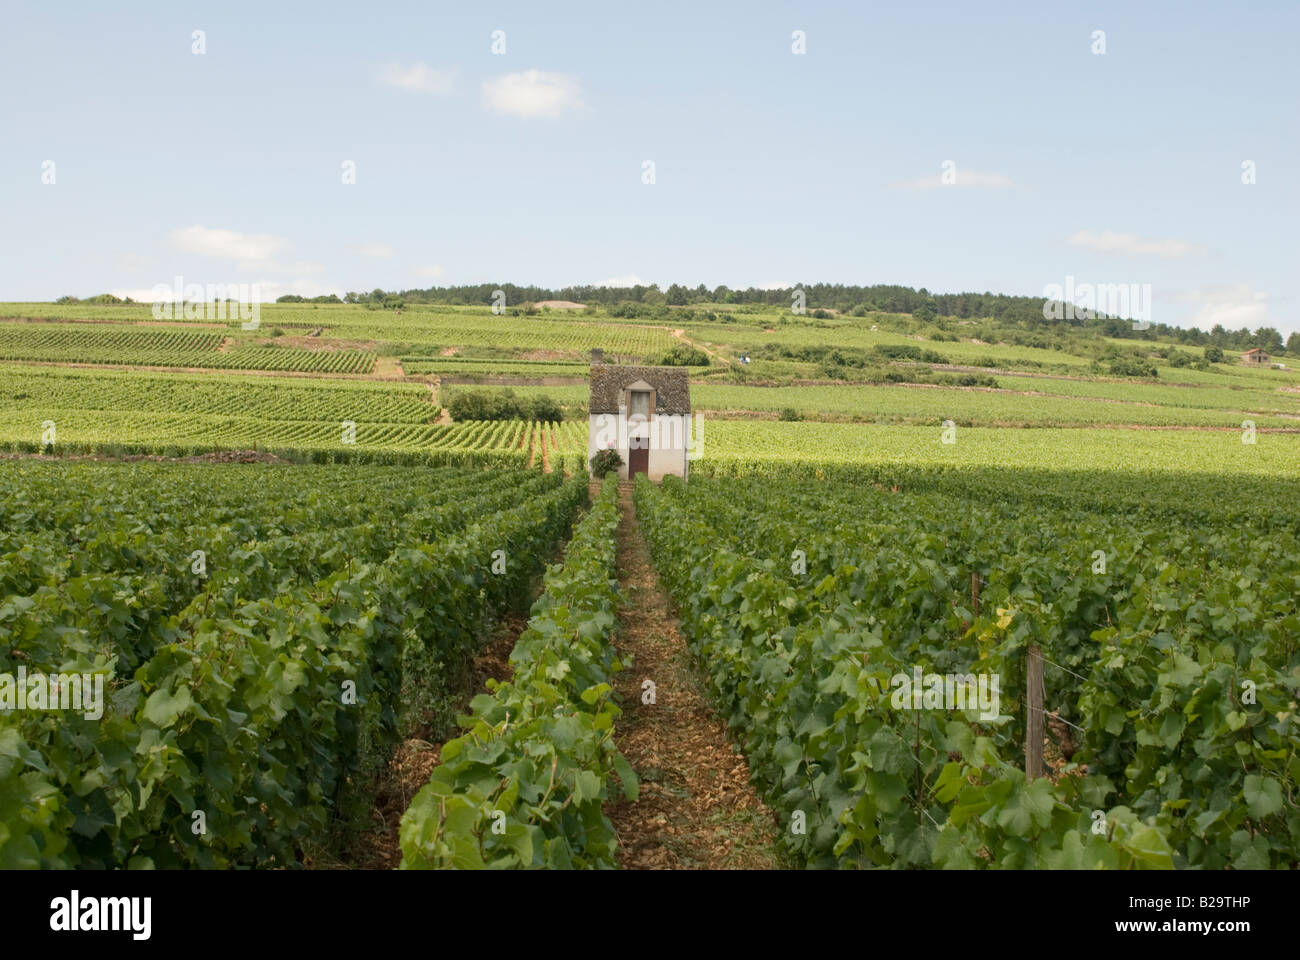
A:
[589,448,623,478]
[400,476,632,868]
[1101,351,1159,379]
[657,343,710,366]
[0,461,587,867]
[778,407,802,422]
[446,389,566,423]
[632,469,1300,869]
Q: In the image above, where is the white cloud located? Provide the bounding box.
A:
[170,225,289,262]
[1067,230,1200,259]
[377,62,457,95]
[482,70,586,118]
[348,243,397,258]
[415,265,445,280]
[896,168,1018,190]
[168,225,322,274]
[1172,284,1274,330]
[257,260,326,274]
[593,274,643,288]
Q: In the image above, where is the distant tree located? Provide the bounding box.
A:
[1203,345,1224,363]
[447,389,564,422]
[1254,327,1285,353]
[912,300,938,323]
[1106,354,1158,378]
[529,395,564,423]
[658,343,710,366]
[1287,332,1300,355]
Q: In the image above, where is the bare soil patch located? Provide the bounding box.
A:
[518,348,580,362]
[256,335,377,352]
[606,484,780,869]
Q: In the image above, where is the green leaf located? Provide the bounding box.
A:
[995,778,1055,836]
[611,751,639,802]
[1243,775,1283,819]
[142,685,193,727]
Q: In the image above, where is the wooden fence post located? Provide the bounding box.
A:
[1025,644,1044,781]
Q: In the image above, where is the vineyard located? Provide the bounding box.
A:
[0,459,589,867]
[633,467,1300,868]
[690,383,1300,428]
[0,365,438,423]
[400,357,592,378]
[0,411,587,471]
[0,324,376,374]
[400,475,633,869]
[0,298,1296,876]
[695,421,1300,478]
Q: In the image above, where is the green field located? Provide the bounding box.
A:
[2,296,1298,872]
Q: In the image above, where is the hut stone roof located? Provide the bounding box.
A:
[589,364,691,415]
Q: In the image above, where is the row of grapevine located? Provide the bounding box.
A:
[1,364,438,423]
[0,326,224,366]
[0,460,588,867]
[399,475,633,869]
[689,382,1299,428]
[633,470,1299,868]
[0,415,590,471]
[0,326,377,374]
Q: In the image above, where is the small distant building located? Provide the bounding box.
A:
[1241,348,1271,366]
[587,355,691,481]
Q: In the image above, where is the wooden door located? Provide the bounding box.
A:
[628,444,649,477]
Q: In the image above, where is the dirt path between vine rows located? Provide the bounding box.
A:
[605,483,780,869]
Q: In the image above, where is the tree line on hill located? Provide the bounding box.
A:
[342,283,1297,355]
[54,285,1295,356]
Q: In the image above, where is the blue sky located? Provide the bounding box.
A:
[2,0,1296,332]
